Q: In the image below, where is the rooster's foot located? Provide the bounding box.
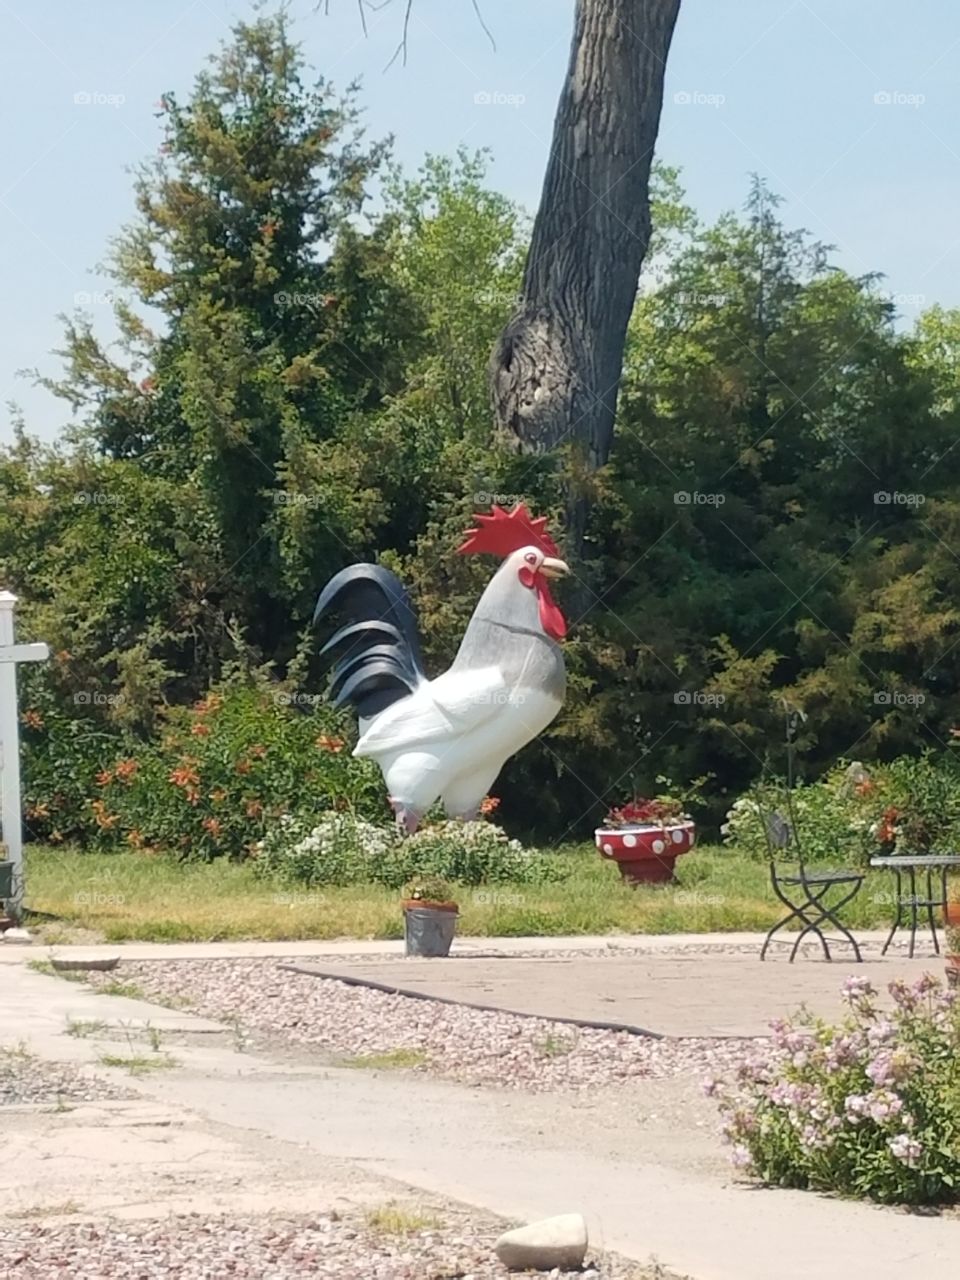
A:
[388,798,420,837]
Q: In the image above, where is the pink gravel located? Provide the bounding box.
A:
[87,958,760,1092]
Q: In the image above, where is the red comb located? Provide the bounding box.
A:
[457,503,560,559]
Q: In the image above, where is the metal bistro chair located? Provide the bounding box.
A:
[759,806,864,962]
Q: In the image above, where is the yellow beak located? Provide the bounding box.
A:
[540,557,570,579]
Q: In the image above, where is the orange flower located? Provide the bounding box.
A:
[127,829,145,849]
[191,722,211,738]
[21,710,44,730]
[192,693,223,716]
[184,786,200,806]
[55,650,71,664]
[315,734,345,754]
[202,817,222,837]
[245,799,263,819]
[50,829,64,844]
[480,796,500,816]
[114,759,138,782]
[169,765,200,788]
[95,770,114,787]
[249,744,267,759]
[235,759,252,776]
[210,788,227,804]
[25,803,50,820]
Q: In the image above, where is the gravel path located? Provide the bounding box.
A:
[87,958,758,1092]
[0,1050,131,1107]
[0,1211,667,1280]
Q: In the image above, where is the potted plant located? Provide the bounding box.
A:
[401,875,459,957]
[595,781,698,885]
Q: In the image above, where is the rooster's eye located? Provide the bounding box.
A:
[524,552,537,565]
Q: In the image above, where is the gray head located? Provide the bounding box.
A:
[471,545,570,639]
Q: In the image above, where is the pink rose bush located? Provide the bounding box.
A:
[709,974,960,1204]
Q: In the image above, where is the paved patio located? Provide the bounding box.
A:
[287,943,951,1037]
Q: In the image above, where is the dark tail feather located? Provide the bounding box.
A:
[313,564,425,719]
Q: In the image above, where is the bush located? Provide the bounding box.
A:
[711,975,960,1205]
[722,753,960,865]
[254,815,564,889]
[254,811,395,886]
[22,683,385,860]
[721,763,869,862]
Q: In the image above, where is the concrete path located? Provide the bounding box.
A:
[0,926,911,963]
[1,952,957,1279]
[292,948,947,1037]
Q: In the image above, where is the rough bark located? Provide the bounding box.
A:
[491,0,681,475]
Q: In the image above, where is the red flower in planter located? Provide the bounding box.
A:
[604,797,685,828]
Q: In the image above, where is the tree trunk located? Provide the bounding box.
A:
[491,0,681,484]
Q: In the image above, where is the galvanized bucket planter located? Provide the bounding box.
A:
[402,902,458,957]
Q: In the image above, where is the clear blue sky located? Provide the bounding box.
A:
[3,0,959,443]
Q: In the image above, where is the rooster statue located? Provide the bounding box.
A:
[313,504,569,833]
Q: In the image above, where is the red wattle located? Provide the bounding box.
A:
[535,576,567,641]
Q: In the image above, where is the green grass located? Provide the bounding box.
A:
[97,1052,177,1075]
[21,842,925,943]
[340,1048,429,1070]
[65,1018,108,1039]
[364,1203,443,1235]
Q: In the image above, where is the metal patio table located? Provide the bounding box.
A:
[869,854,960,957]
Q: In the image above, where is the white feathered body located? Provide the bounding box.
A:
[353,557,566,818]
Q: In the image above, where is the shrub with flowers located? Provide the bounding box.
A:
[722,754,960,865]
[710,975,960,1204]
[254,811,395,886]
[22,683,384,860]
[255,814,564,890]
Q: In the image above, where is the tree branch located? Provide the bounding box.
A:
[322,0,496,67]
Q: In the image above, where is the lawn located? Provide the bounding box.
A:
[22,843,916,943]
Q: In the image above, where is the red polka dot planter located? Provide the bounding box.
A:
[594,821,696,885]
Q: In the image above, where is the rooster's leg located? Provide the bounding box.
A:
[388,797,420,837]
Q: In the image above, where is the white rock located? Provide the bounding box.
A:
[2,927,32,944]
[494,1213,588,1271]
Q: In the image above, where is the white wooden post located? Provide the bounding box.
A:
[0,591,49,919]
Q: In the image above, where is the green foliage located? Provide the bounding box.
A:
[20,683,382,860]
[714,975,960,1205]
[402,875,456,906]
[723,753,960,864]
